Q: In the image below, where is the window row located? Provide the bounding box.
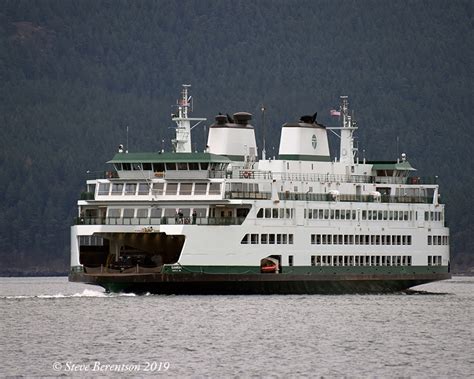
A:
[241,233,294,245]
[425,211,443,222]
[304,208,415,222]
[305,208,357,220]
[428,236,449,245]
[78,235,104,246]
[428,256,443,266]
[114,162,226,172]
[256,208,295,219]
[311,234,412,246]
[97,182,221,196]
[361,210,414,221]
[107,207,208,218]
[310,255,412,267]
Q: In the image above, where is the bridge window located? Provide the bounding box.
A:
[177,162,188,170]
[153,163,165,172]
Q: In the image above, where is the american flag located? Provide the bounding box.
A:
[330,109,341,116]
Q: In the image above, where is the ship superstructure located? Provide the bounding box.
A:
[69,85,450,294]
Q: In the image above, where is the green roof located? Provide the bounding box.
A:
[369,161,416,171]
[107,152,231,164]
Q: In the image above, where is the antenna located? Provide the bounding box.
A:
[261,105,266,160]
[126,126,129,153]
[396,136,400,158]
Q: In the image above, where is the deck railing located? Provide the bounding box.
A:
[224,191,272,200]
[74,216,246,226]
[279,192,433,203]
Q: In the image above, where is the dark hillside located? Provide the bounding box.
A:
[0,0,472,274]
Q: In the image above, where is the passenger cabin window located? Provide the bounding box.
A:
[108,208,121,218]
[150,208,162,218]
[138,183,149,195]
[125,183,137,195]
[152,183,164,195]
[142,163,152,170]
[179,183,193,195]
[111,183,124,195]
[189,162,199,170]
[209,183,221,195]
[200,162,209,170]
[166,183,178,195]
[137,209,148,218]
[123,209,134,218]
[98,183,110,195]
[194,183,207,195]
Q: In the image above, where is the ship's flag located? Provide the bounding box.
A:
[330,109,341,116]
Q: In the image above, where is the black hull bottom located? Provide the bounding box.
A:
[69,272,451,295]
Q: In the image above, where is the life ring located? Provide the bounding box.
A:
[243,171,251,179]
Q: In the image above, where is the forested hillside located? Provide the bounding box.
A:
[0,0,472,274]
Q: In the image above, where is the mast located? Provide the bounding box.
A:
[171,84,206,153]
[339,96,358,165]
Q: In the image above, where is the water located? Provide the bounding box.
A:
[1,277,473,377]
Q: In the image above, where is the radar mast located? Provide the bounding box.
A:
[171,84,206,153]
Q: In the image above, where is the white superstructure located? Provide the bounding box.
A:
[70,86,450,293]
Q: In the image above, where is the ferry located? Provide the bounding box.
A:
[69,85,451,294]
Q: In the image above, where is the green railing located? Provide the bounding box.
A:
[80,192,95,200]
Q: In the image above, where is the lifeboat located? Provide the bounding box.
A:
[260,257,279,273]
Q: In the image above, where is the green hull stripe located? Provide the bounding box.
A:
[162,265,449,275]
[278,154,331,162]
